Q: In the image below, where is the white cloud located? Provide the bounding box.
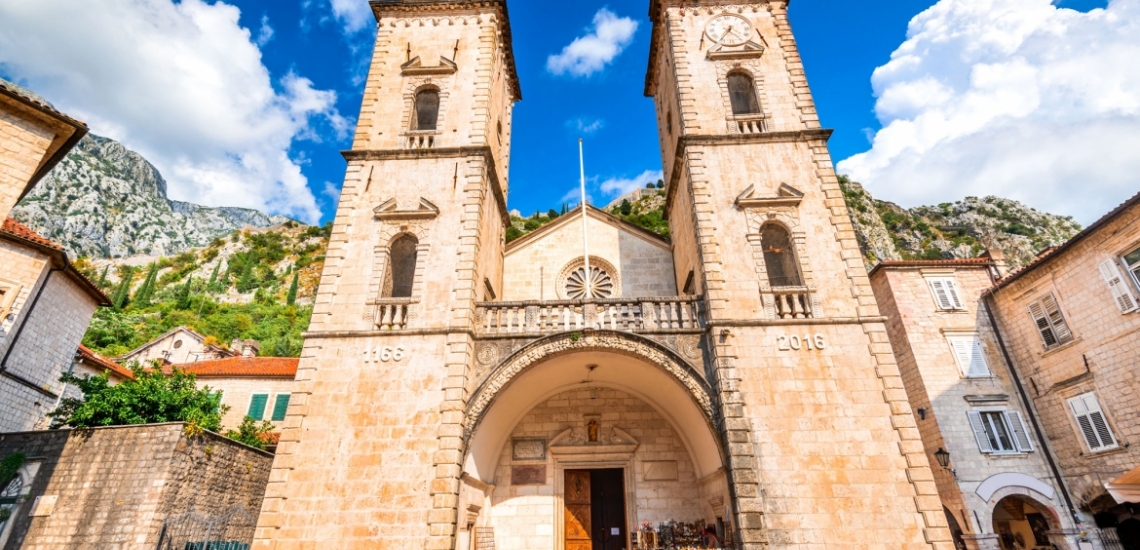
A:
[547,9,639,77]
[568,117,606,135]
[837,0,1140,225]
[0,0,347,224]
[599,170,663,199]
[256,14,275,46]
[328,0,373,34]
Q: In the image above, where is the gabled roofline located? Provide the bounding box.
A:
[0,221,109,305]
[504,204,671,256]
[0,81,88,197]
[992,190,1140,292]
[119,326,208,361]
[868,258,994,279]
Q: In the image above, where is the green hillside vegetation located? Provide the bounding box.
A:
[79,223,330,359]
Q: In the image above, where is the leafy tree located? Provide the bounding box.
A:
[505,226,524,242]
[286,271,299,306]
[111,266,135,310]
[49,365,226,432]
[547,208,559,219]
[620,199,632,216]
[656,179,665,189]
[645,182,655,189]
[0,453,24,488]
[224,416,276,451]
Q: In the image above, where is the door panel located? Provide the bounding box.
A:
[565,470,592,550]
[590,469,627,550]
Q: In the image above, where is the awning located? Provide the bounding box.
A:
[1106,466,1140,504]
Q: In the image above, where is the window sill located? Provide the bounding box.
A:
[1079,445,1127,459]
[1040,337,1082,358]
[983,451,1032,458]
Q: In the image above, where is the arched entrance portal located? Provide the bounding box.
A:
[460,333,730,550]
[991,495,1061,550]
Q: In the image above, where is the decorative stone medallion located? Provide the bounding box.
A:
[477,344,499,366]
[681,336,702,360]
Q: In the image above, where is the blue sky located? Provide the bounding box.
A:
[0,0,1128,226]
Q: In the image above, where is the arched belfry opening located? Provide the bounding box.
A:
[385,234,419,298]
[726,71,761,116]
[413,87,440,131]
[759,223,802,288]
[458,333,735,550]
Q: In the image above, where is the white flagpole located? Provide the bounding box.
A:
[579,138,591,300]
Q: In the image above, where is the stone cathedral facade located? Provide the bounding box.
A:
[252,1,953,549]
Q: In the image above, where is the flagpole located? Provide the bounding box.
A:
[579,138,591,299]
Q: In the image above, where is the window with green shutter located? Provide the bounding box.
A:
[271,394,291,422]
[248,394,269,420]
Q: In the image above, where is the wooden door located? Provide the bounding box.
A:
[565,470,592,550]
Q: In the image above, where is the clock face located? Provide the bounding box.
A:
[706,14,752,47]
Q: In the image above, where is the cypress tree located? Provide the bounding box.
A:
[620,199,632,216]
[176,277,194,309]
[112,267,135,310]
[207,262,221,290]
[133,264,159,307]
[286,271,299,306]
[97,265,110,288]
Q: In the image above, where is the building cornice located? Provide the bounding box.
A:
[342,146,510,227]
[662,128,832,217]
[369,0,522,100]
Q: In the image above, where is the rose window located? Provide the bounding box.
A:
[565,266,615,300]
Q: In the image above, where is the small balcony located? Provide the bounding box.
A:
[731,114,768,135]
[762,287,817,320]
[475,297,704,337]
[375,298,416,330]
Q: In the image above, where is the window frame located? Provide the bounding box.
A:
[946,334,991,378]
[967,410,1034,455]
[1067,392,1118,453]
[0,280,21,323]
[759,223,804,289]
[1122,245,1140,297]
[726,71,762,116]
[411,87,441,132]
[927,277,965,311]
[1027,293,1074,350]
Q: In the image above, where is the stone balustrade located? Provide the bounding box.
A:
[732,114,768,135]
[375,298,416,330]
[763,287,816,319]
[475,297,704,336]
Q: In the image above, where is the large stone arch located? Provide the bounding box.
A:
[461,330,723,482]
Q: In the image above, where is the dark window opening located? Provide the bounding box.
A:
[727,72,761,115]
[387,235,419,298]
[413,89,440,131]
[761,224,802,288]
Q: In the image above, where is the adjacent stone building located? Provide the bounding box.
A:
[871,258,1087,550]
[118,326,239,366]
[178,356,300,442]
[987,192,1140,549]
[253,1,949,549]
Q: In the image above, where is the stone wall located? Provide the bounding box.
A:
[0,99,55,221]
[871,264,1074,538]
[0,250,97,433]
[502,211,677,301]
[990,199,1140,512]
[488,388,704,550]
[0,423,273,550]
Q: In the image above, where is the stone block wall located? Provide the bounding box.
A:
[0,99,55,221]
[990,200,1140,510]
[0,423,273,550]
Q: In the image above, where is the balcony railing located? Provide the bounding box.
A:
[475,297,704,336]
[375,298,416,330]
[762,287,817,320]
[731,114,768,135]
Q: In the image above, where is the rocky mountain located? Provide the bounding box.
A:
[12,134,294,259]
[838,176,1083,271]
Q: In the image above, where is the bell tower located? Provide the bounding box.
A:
[254,1,518,548]
[646,1,953,548]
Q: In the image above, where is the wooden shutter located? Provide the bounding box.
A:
[1005,411,1035,452]
[248,394,269,420]
[1099,260,1139,314]
[1068,393,1117,451]
[948,337,973,375]
[929,279,954,310]
[967,411,993,453]
[944,279,965,309]
[967,338,990,377]
[271,394,291,422]
[1041,294,1073,344]
[1028,301,1059,348]
[948,336,989,377]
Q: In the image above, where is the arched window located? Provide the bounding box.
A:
[727,72,761,115]
[761,224,802,288]
[413,89,440,131]
[386,235,419,298]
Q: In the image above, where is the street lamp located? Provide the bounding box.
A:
[934,448,957,479]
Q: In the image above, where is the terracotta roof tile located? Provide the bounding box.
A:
[77,345,134,380]
[176,357,299,378]
[868,257,993,277]
[1,218,64,251]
